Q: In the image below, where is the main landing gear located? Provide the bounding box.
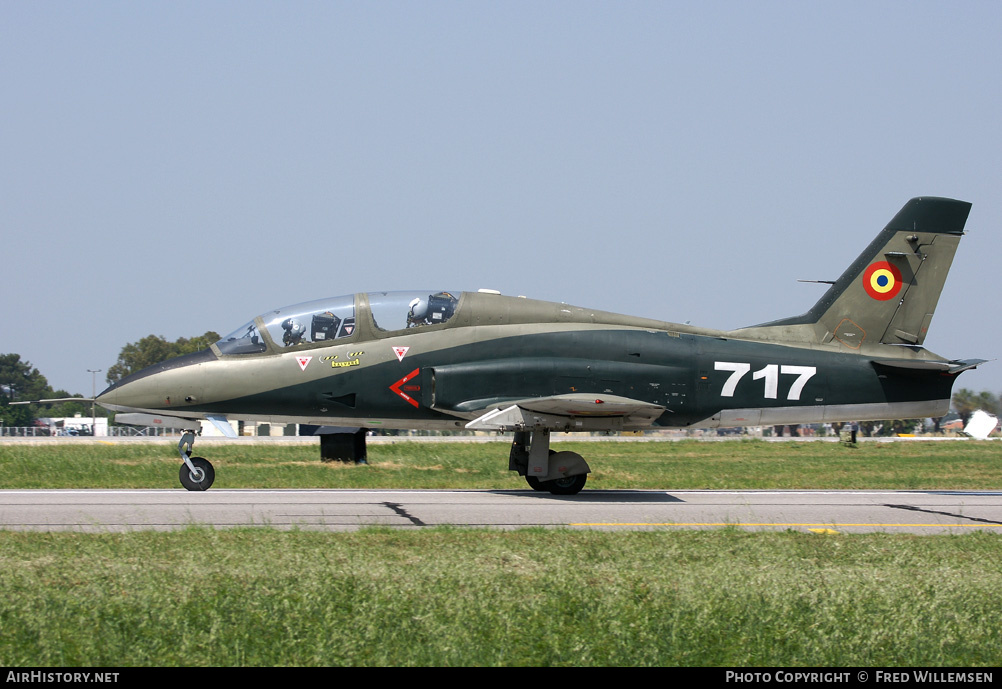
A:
[178,430,215,491]
[509,430,590,495]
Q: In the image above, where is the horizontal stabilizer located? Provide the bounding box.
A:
[948,359,989,374]
[871,358,987,374]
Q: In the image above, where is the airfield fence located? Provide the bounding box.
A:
[0,427,52,437]
[0,425,176,438]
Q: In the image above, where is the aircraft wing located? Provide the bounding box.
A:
[7,398,94,405]
[465,394,665,433]
[112,413,238,437]
[114,412,204,431]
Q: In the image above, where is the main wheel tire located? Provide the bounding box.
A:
[179,457,215,491]
[525,475,545,491]
[544,473,587,495]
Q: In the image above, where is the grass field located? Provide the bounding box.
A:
[1,528,1000,666]
[1,439,1000,666]
[1,437,1001,490]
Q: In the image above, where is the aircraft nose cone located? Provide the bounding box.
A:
[95,374,162,413]
[95,349,218,413]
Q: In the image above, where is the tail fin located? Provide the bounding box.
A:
[744,197,971,348]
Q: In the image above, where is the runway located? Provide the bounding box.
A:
[2,488,1001,533]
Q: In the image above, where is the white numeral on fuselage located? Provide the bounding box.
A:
[714,362,816,401]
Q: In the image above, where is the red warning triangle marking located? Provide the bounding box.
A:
[393,346,410,362]
[297,356,312,371]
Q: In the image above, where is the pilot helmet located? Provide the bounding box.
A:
[281,318,306,341]
[408,297,429,321]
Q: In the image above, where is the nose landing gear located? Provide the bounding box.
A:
[178,430,215,491]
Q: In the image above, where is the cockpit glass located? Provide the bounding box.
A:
[368,291,460,332]
[215,321,267,356]
[261,295,357,348]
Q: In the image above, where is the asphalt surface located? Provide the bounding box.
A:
[2,488,1001,534]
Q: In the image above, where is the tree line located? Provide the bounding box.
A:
[104,332,219,384]
[0,354,88,425]
[1,332,217,427]
[951,388,1002,426]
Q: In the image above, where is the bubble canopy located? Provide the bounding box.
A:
[214,291,460,355]
[368,290,459,332]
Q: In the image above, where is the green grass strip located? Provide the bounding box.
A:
[1,439,1000,490]
[1,528,999,667]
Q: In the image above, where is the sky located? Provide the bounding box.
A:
[2,1,1000,400]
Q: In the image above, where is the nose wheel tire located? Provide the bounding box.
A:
[179,457,215,491]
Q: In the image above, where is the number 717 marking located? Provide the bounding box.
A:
[714,362,817,400]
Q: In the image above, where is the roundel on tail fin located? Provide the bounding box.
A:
[862,261,902,301]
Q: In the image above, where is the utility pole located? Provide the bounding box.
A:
[88,369,101,436]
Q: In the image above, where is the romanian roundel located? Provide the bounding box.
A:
[862,261,903,301]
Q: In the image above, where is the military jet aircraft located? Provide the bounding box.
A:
[96,197,983,493]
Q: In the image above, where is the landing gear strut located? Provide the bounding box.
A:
[509,430,590,495]
[178,430,215,491]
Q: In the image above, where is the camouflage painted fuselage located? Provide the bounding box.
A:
[94,197,981,493]
[97,289,961,432]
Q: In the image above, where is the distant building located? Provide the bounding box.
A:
[38,414,109,437]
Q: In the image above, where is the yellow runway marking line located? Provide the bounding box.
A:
[570,522,1002,528]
